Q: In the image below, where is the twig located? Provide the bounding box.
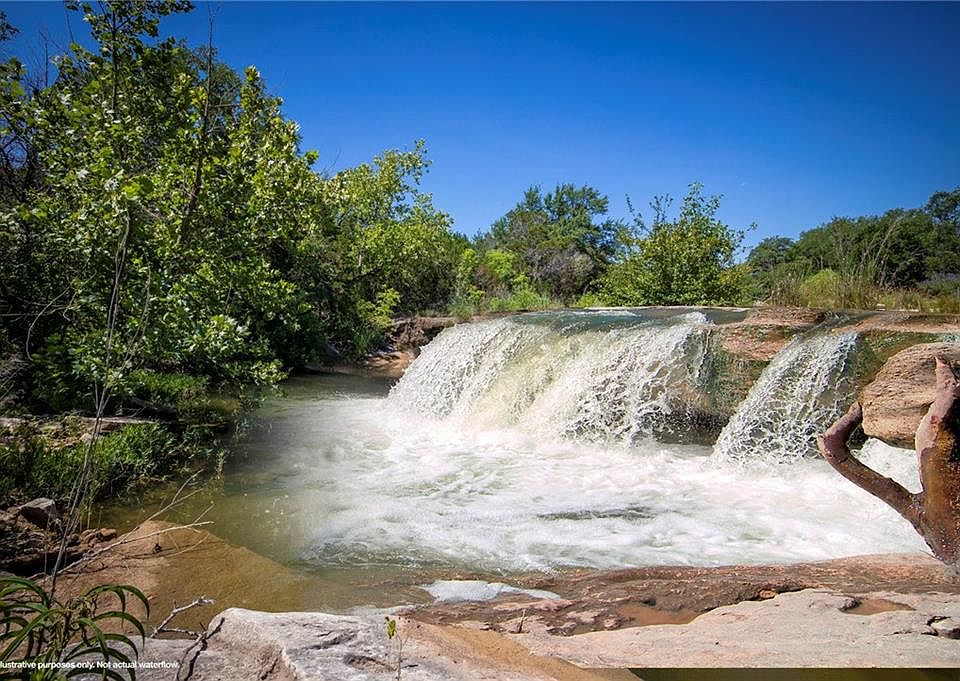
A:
[176,616,223,681]
[56,521,214,576]
[152,596,214,638]
[515,608,527,634]
[49,473,212,578]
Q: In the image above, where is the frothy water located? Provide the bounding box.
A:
[392,312,712,442]
[713,332,858,464]
[233,387,924,572]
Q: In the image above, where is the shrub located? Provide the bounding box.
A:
[486,288,556,313]
[1,576,148,681]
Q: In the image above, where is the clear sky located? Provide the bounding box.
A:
[3,1,959,252]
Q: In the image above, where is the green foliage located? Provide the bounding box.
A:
[797,269,843,309]
[0,422,70,502]
[318,141,466,336]
[0,0,475,416]
[599,184,749,306]
[0,421,220,503]
[478,184,625,302]
[573,292,607,308]
[748,188,960,310]
[85,424,173,498]
[1,575,148,680]
[485,289,556,313]
[385,616,397,640]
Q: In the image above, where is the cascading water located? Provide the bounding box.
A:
[390,311,712,443]
[712,332,858,465]
[134,309,927,587]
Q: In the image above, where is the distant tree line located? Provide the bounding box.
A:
[746,189,960,310]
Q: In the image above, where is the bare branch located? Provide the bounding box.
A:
[56,520,214,576]
[817,401,921,527]
[152,596,214,638]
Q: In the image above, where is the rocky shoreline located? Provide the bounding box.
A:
[38,521,960,678]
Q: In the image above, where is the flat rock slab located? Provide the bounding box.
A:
[135,609,628,681]
[509,588,960,667]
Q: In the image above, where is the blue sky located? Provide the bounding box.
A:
[3,1,959,252]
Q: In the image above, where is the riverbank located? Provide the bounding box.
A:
[47,521,960,677]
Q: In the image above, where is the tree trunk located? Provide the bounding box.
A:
[817,356,960,570]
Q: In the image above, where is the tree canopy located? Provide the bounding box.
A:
[478,183,625,301]
[0,1,463,411]
[746,189,960,308]
[599,184,749,307]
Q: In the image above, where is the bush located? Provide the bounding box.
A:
[573,292,607,308]
[120,369,208,413]
[447,296,479,321]
[0,421,222,504]
[598,184,749,306]
[797,269,843,308]
[486,287,556,313]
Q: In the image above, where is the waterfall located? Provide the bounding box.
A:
[520,314,708,443]
[388,316,541,418]
[392,312,862,458]
[389,311,712,443]
[205,308,928,575]
[712,332,858,464]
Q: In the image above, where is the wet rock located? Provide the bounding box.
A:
[361,349,417,378]
[719,307,827,362]
[17,497,59,528]
[406,553,960,637]
[860,342,960,447]
[390,316,458,352]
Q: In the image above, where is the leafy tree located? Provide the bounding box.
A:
[747,236,794,274]
[927,187,960,228]
[599,183,749,306]
[0,1,473,412]
[313,141,466,352]
[481,183,625,301]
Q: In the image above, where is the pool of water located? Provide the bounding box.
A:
[104,371,925,612]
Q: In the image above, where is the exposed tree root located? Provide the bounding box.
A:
[818,356,960,570]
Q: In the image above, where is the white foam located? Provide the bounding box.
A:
[713,332,857,464]
[223,314,928,575]
[276,397,927,572]
[421,580,560,602]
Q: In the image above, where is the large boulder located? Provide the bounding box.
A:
[860,342,960,448]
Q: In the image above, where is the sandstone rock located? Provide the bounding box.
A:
[407,552,960,638]
[132,608,616,681]
[512,588,960,667]
[860,342,960,447]
[18,497,59,528]
[718,307,827,362]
